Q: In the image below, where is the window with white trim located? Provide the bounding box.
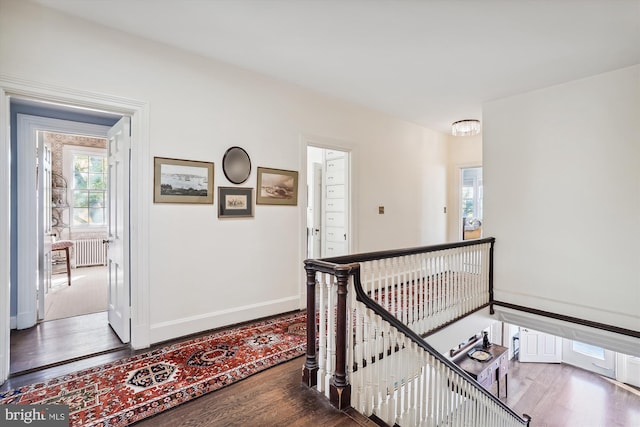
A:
[64,146,107,227]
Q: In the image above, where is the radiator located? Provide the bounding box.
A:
[73,239,107,267]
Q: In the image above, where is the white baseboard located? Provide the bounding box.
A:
[10,316,16,330]
[148,296,301,345]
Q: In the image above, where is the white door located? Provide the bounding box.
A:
[106,117,130,343]
[322,149,349,257]
[617,355,640,388]
[519,327,562,363]
[563,339,616,378]
[308,163,322,258]
[38,139,53,321]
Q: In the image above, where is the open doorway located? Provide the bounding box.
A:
[9,99,128,375]
[461,167,483,240]
[45,132,109,321]
[306,145,351,259]
[0,78,150,384]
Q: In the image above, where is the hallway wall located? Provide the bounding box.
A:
[483,65,640,332]
[0,0,448,343]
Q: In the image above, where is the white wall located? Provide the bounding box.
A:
[483,65,640,332]
[446,134,482,242]
[0,1,447,343]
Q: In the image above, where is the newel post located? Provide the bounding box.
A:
[302,262,318,387]
[330,266,352,410]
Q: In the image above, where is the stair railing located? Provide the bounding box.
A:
[302,238,531,426]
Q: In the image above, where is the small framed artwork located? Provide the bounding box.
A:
[154,157,214,204]
[256,167,298,206]
[218,187,254,218]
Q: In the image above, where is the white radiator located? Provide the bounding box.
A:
[73,239,107,267]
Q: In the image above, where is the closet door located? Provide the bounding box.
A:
[323,150,348,257]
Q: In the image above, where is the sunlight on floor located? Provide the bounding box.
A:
[602,376,640,398]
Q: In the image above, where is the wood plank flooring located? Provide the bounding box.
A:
[4,315,640,427]
[504,360,640,427]
[9,311,126,375]
[134,356,377,427]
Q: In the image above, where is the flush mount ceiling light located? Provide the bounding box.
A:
[451,119,481,136]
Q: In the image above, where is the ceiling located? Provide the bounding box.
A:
[32,0,640,133]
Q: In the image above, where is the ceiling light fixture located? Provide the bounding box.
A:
[451,119,481,136]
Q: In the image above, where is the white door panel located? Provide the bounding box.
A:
[326,213,345,228]
[617,355,640,388]
[326,184,345,199]
[325,149,344,160]
[107,117,130,343]
[38,140,52,321]
[325,227,345,243]
[326,157,345,171]
[325,242,346,256]
[519,328,562,363]
[325,198,345,212]
[563,339,615,378]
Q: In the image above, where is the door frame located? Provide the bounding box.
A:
[0,75,151,383]
[299,134,357,308]
[16,114,112,329]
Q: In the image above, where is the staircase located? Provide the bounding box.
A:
[302,238,531,426]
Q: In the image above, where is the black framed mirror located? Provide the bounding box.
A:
[222,146,251,184]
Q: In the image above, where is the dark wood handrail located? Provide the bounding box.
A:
[492,300,640,339]
[318,237,496,265]
[349,265,531,426]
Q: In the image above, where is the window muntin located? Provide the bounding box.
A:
[71,153,107,226]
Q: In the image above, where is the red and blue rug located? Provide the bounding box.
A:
[0,311,307,426]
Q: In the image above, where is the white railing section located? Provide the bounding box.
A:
[316,270,336,397]
[303,238,531,426]
[349,290,528,426]
[358,244,491,336]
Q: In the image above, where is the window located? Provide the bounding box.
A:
[67,148,107,227]
[461,167,483,220]
[461,167,483,240]
[572,341,605,360]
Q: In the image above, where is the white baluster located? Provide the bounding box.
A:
[317,273,327,392]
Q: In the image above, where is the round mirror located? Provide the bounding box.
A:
[222,146,251,184]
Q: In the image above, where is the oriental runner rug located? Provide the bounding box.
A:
[0,311,307,426]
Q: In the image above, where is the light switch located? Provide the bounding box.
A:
[378,206,384,214]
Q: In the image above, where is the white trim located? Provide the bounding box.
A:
[149,296,300,344]
[0,86,9,382]
[0,75,151,384]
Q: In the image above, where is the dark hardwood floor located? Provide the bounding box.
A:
[133,356,377,427]
[4,317,640,426]
[504,360,640,427]
[8,311,126,376]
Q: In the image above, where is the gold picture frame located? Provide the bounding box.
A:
[256,167,298,206]
[154,157,214,204]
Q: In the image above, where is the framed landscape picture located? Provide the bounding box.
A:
[218,187,254,218]
[256,167,298,206]
[154,157,214,204]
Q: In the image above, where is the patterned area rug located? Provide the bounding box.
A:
[0,311,306,426]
